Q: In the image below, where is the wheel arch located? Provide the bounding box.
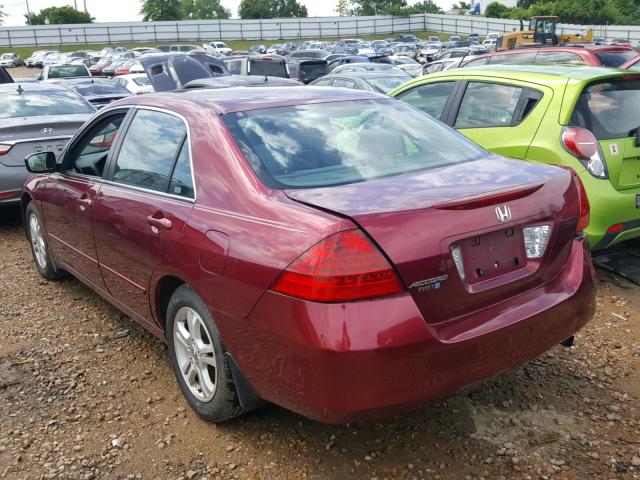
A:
[154,275,187,333]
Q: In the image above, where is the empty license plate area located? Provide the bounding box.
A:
[460,227,525,283]
[34,142,65,156]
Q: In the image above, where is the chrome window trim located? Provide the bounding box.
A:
[60,104,197,204]
[110,105,197,202]
[2,135,73,145]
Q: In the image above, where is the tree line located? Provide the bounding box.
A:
[485,0,640,25]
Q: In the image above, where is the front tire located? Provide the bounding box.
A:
[166,285,246,422]
[26,202,63,280]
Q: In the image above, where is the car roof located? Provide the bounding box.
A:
[326,71,409,79]
[425,63,632,81]
[0,82,71,92]
[123,86,382,115]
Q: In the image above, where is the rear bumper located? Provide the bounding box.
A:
[223,237,596,423]
[580,171,640,250]
[0,165,28,206]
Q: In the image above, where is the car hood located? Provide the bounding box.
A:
[140,53,230,92]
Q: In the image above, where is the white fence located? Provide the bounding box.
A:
[0,13,638,48]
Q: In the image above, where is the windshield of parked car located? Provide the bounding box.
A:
[571,78,640,139]
[595,51,637,67]
[133,76,151,86]
[366,76,409,93]
[0,89,93,119]
[48,66,89,78]
[224,98,485,188]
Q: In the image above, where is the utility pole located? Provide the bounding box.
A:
[84,0,88,13]
[74,0,77,9]
[25,0,31,16]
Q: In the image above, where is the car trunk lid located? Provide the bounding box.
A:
[285,157,580,324]
[569,75,640,190]
[0,114,89,166]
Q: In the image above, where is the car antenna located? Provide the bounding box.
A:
[16,84,23,95]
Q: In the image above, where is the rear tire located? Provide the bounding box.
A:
[26,202,63,281]
[166,285,246,422]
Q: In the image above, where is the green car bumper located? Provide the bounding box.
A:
[579,170,640,250]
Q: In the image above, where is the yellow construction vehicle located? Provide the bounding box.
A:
[497,16,593,50]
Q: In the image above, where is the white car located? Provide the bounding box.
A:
[388,55,423,77]
[113,74,153,95]
[39,64,91,81]
[0,53,21,67]
[203,41,232,56]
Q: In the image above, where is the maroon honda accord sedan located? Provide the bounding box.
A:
[21,86,596,423]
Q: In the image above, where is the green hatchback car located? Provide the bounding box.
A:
[389,64,640,250]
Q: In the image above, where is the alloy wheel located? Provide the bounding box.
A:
[29,213,47,270]
[173,306,217,402]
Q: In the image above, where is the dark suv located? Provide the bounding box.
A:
[462,45,637,69]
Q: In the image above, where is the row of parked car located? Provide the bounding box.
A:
[0,32,638,424]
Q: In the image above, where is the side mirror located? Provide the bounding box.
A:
[25,151,57,173]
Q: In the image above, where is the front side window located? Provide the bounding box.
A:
[223,99,485,189]
[0,89,93,119]
[112,109,188,194]
[397,81,456,120]
[65,113,127,177]
[455,82,523,128]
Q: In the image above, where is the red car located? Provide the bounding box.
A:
[462,44,638,69]
[21,87,596,423]
[621,54,640,70]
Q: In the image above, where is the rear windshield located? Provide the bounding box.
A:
[133,76,151,86]
[299,62,328,78]
[73,83,130,96]
[223,99,485,189]
[596,51,637,67]
[571,78,640,139]
[48,66,89,78]
[0,90,93,119]
[249,60,288,78]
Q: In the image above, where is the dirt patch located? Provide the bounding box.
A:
[1,211,639,480]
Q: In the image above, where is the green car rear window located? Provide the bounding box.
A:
[571,78,640,140]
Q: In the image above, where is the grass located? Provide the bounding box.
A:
[4,30,456,59]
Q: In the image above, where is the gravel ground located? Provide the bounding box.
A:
[0,208,639,480]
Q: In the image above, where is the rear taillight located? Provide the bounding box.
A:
[561,127,607,179]
[0,144,12,156]
[574,171,590,232]
[272,230,403,302]
[560,166,590,233]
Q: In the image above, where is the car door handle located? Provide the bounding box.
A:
[146,215,172,231]
[77,196,92,211]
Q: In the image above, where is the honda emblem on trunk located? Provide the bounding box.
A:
[495,205,512,223]
[41,128,54,135]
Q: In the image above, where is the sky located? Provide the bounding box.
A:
[1,0,456,26]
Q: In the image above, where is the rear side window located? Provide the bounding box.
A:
[596,51,637,67]
[112,109,190,196]
[535,51,584,64]
[0,89,93,119]
[397,81,455,120]
[489,52,536,65]
[455,82,523,128]
[571,78,640,140]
